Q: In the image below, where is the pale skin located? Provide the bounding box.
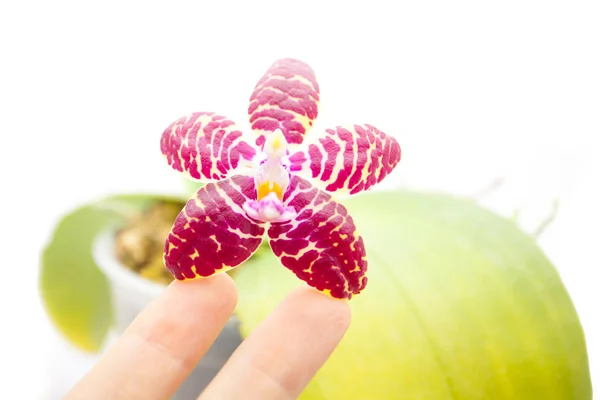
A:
[66,273,351,400]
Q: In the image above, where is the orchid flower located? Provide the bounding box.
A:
[160,58,401,299]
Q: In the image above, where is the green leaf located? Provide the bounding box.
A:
[233,190,591,399]
[181,178,203,198]
[39,194,181,352]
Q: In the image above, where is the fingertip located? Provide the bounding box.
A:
[285,287,352,334]
[168,272,238,314]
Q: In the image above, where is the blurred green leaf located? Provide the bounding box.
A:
[233,190,591,399]
[40,194,184,352]
[181,178,203,198]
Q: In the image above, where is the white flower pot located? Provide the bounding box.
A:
[93,231,242,399]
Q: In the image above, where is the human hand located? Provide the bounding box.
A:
[66,273,351,399]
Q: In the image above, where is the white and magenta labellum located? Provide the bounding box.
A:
[243,192,296,223]
[160,58,401,299]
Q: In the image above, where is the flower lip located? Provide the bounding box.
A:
[243,192,296,223]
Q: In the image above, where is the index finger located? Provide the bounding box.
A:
[66,273,237,400]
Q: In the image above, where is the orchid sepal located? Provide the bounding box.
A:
[164,176,265,279]
[248,58,320,149]
[268,176,367,299]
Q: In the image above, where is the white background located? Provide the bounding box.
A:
[1,1,598,398]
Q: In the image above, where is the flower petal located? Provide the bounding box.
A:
[290,124,401,195]
[268,176,367,299]
[248,58,320,149]
[160,112,258,182]
[164,176,265,279]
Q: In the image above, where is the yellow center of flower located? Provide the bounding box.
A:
[257,181,284,200]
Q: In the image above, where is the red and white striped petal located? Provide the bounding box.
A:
[291,124,401,195]
[164,176,266,280]
[248,58,320,149]
[160,112,258,182]
[268,176,367,300]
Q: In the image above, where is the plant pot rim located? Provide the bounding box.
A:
[93,230,167,299]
